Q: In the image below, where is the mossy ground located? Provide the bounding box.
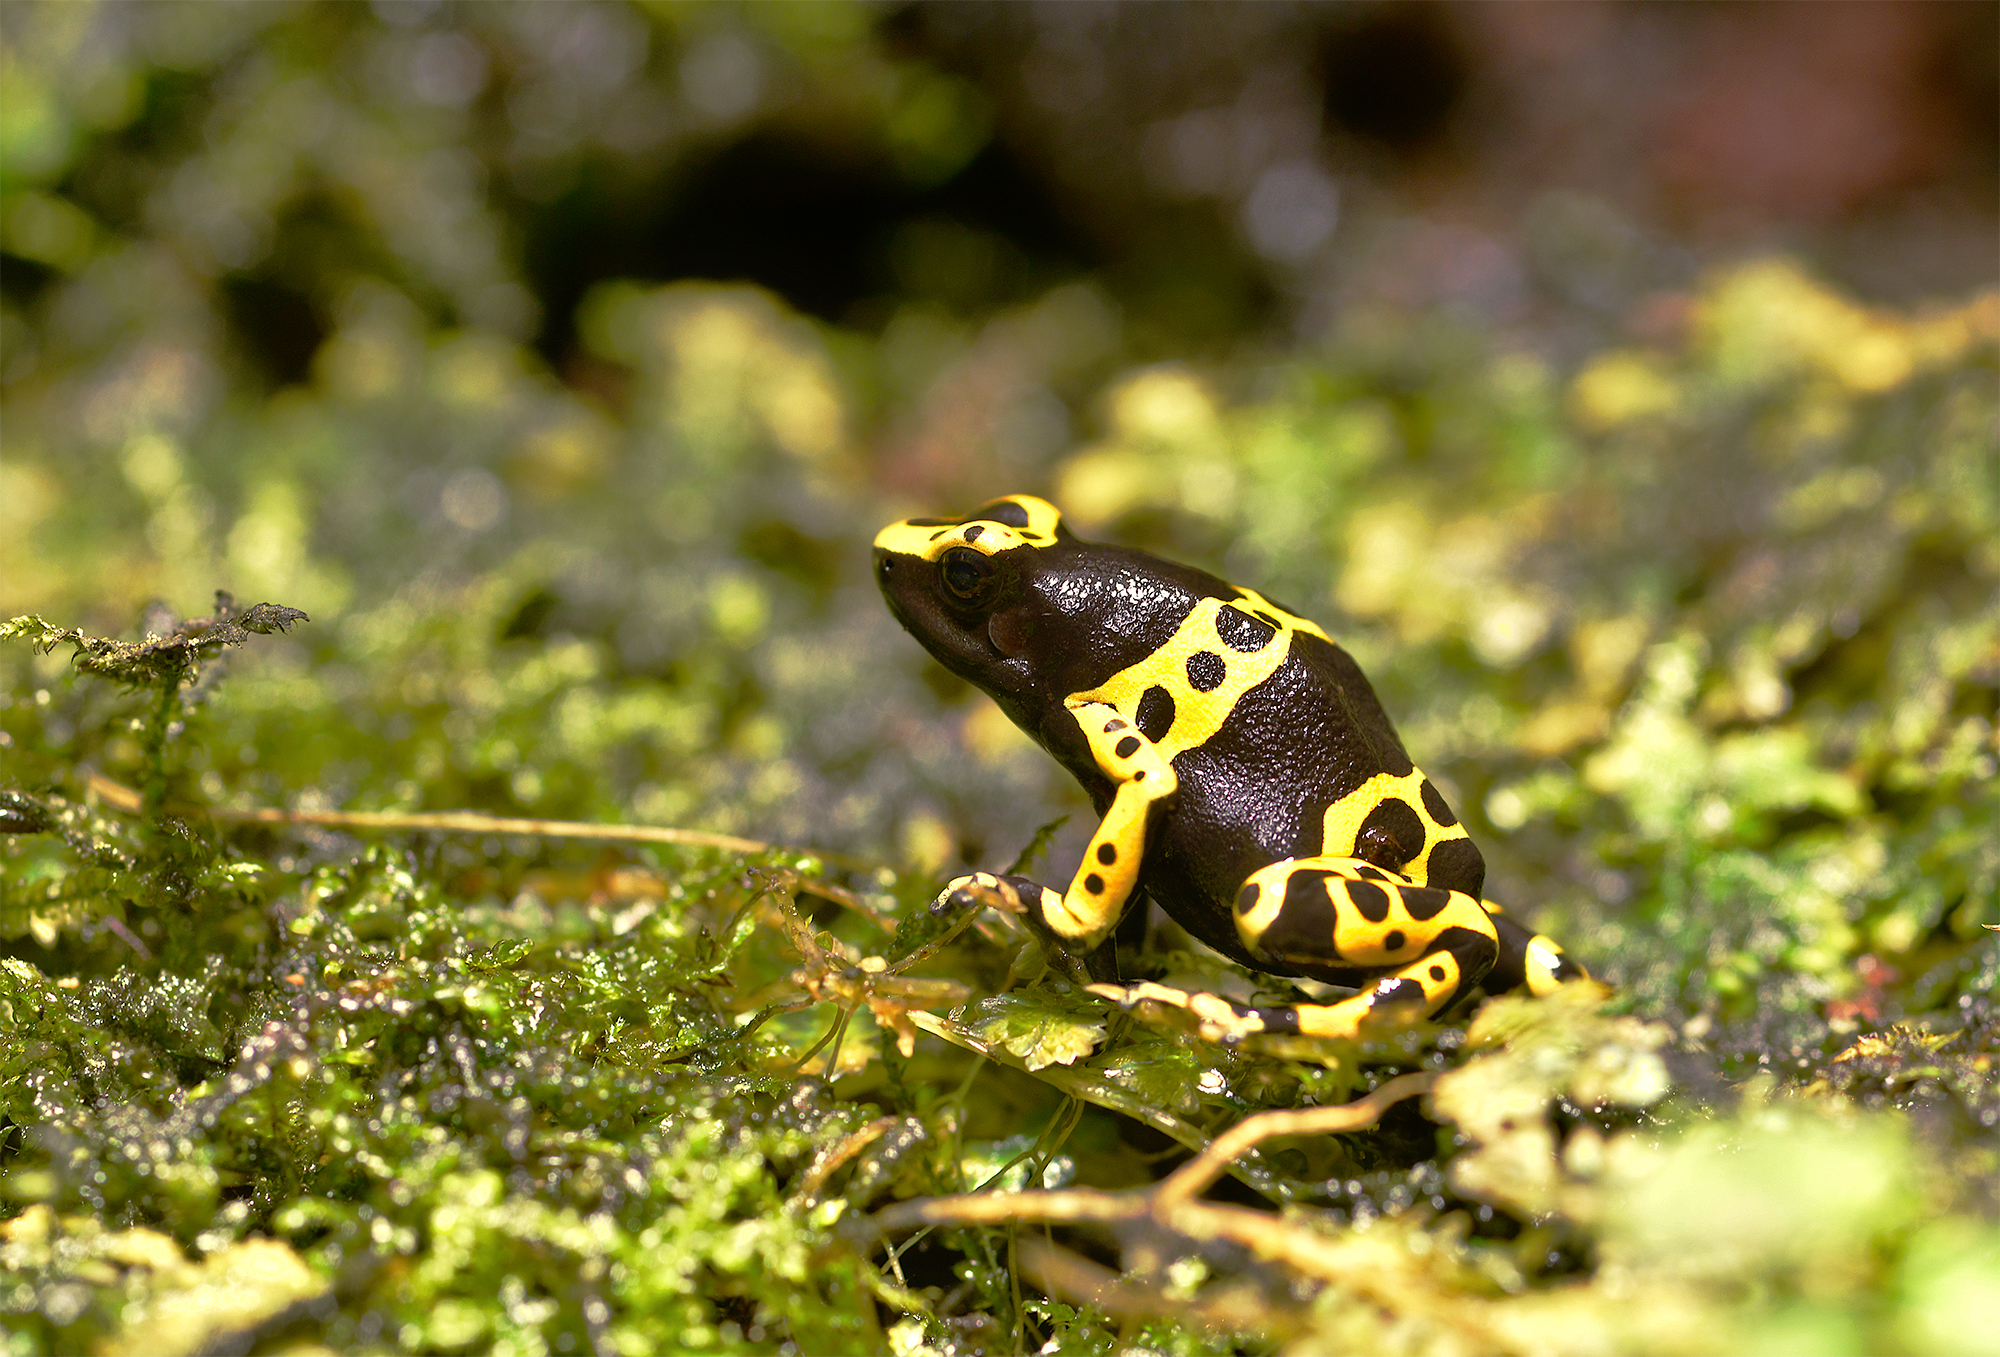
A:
[3,5,1997,1352]
[5,263,1996,1355]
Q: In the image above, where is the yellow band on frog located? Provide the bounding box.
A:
[872,495,1066,561]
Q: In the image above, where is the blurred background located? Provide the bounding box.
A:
[4,0,1996,1021]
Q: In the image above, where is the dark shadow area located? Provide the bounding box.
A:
[519,133,1102,367]
[1318,4,1470,153]
[220,274,324,390]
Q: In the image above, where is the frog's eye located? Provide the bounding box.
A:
[938,546,996,603]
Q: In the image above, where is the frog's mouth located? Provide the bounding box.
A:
[875,545,1044,697]
[875,548,991,657]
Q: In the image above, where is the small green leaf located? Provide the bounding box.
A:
[968,991,1105,1070]
[1005,815,1070,877]
[1097,1036,1204,1115]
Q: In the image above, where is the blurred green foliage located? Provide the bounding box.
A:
[3,2,1998,1353]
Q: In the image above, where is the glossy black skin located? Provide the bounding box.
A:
[875,518,1487,982]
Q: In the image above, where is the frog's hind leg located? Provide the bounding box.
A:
[1093,858,1502,1042]
[1233,858,1501,1036]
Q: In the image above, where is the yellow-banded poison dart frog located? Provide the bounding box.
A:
[875,494,1586,1042]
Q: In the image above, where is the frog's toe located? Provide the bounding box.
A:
[932,872,996,915]
[933,872,1053,919]
[1088,981,1272,1044]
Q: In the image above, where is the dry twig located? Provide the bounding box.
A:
[865,1072,1448,1337]
[870,1070,1433,1238]
[82,771,891,929]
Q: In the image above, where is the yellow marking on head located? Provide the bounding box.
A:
[1319,769,1474,889]
[874,495,1065,561]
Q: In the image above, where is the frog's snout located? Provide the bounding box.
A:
[874,548,914,628]
[873,547,903,596]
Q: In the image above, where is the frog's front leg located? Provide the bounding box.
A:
[1094,860,1502,1042]
[935,699,1177,958]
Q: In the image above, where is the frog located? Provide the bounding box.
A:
[874,494,1585,1042]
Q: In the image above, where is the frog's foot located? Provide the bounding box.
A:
[1089,978,1430,1044]
[1088,981,1314,1044]
[1485,912,1590,996]
[934,871,1062,921]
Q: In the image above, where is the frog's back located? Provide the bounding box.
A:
[1139,624,1486,973]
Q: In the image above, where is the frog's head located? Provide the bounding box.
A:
[876,493,1223,737]
[873,494,1078,711]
